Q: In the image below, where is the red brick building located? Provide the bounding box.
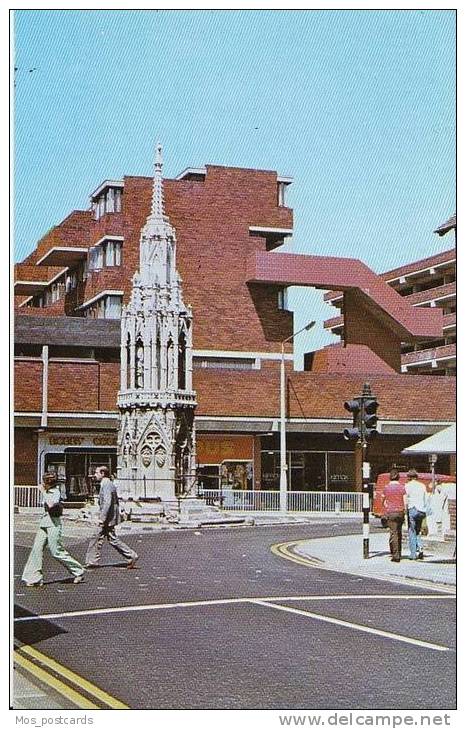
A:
[14,164,455,498]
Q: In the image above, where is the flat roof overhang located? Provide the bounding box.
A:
[36,247,88,267]
[14,280,49,296]
[14,412,452,438]
[90,179,124,200]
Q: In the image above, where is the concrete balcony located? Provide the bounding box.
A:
[406,282,456,308]
[401,343,456,371]
[323,314,343,331]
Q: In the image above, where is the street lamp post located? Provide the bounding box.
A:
[279,320,316,513]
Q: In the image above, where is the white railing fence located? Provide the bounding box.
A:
[201,489,362,513]
[14,485,43,509]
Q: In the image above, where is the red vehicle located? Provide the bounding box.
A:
[372,471,455,525]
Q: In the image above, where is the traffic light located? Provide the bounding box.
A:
[343,398,361,441]
[362,395,379,441]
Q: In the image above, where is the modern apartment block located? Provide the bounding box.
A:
[14,162,456,497]
[323,217,456,377]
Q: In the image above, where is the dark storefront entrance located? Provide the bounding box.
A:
[44,448,117,500]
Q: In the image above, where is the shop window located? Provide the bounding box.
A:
[327,452,355,491]
[197,465,220,491]
[220,461,253,490]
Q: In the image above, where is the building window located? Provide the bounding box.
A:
[83,295,122,320]
[92,187,123,220]
[104,239,122,267]
[278,288,289,311]
[277,182,287,206]
[88,240,122,271]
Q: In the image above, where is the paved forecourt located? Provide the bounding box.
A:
[13,522,456,710]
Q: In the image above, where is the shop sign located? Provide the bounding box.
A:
[49,436,83,446]
[48,435,117,447]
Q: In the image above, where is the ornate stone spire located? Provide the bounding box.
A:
[117,143,196,503]
[150,142,166,223]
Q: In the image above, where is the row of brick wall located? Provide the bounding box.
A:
[15,359,456,420]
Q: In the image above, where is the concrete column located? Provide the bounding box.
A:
[41,345,49,427]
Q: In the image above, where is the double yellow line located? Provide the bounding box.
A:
[14,644,129,709]
[271,539,324,568]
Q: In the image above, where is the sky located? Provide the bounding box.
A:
[13,9,456,362]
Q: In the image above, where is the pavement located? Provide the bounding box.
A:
[293,530,456,589]
[12,666,73,710]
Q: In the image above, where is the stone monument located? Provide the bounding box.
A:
[117,144,197,504]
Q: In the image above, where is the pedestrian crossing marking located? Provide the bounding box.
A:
[14,591,454,624]
[15,645,129,709]
[251,599,451,652]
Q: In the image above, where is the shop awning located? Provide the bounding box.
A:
[36,247,88,267]
[401,424,456,455]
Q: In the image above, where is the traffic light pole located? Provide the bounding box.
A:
[344,383,378,560]
[362,447,370,559]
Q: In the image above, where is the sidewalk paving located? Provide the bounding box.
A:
[12,666,73,710]
[294,531,456,590]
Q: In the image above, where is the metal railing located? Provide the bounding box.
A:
[200,489,363,513]
[14,485,44,509]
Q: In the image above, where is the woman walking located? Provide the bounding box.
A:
[22,473,85,587]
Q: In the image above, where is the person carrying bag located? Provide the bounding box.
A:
[22,473,85,587]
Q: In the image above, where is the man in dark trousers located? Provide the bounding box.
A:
[85,466,138,569]
[382,469,407,562]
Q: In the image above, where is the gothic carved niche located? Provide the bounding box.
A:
[135,338,144,389]
[140,431,167,469]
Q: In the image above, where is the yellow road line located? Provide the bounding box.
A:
[16,645,129,710]
[271,540,322,568]
[270,540,456,594]
[14,652,99,709]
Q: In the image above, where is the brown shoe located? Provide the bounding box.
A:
[126,557,139,569]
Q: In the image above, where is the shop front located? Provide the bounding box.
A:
[39,432,118,501]
[196,435,254,492]
[261,449,355,491]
